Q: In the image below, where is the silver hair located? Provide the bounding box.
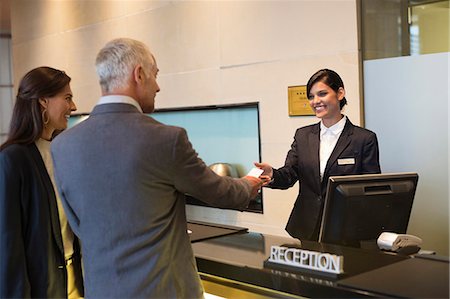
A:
[95,38,154,93]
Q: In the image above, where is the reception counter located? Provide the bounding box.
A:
[189,225,449,298]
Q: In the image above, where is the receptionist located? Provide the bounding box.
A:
[256,69,381,241]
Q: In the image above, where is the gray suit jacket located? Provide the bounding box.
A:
[51,103,253,298]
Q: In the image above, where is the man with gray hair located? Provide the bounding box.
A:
[51,38,263,298]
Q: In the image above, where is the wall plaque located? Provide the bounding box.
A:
[288,85,314,116]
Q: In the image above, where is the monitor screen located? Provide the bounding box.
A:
[67,102,263,213]
[319,173,418,247]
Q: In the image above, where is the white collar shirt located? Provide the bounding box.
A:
[319,115,347,180]
[96,95,143,113]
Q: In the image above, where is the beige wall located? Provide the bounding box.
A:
[10,1,361,237]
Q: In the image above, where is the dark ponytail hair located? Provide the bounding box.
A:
[0,67,71,150]
[306,69,347,110]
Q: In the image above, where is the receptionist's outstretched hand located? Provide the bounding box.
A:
[254,162,273,186]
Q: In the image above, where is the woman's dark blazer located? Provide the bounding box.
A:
[270,118,381,241]
[0,143,67,298]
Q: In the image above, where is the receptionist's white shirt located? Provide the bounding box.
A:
[319,115,347,180]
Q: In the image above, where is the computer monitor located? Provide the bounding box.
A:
[318,173,418,247]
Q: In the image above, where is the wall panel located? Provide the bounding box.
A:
[11,0,360,238]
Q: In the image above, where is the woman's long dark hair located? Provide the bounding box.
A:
[0,67,71,151]
[306,69,347,110]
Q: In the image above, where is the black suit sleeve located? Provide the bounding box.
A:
[361,132,381,174]
[270,130,300,189]
[0,152,31,298]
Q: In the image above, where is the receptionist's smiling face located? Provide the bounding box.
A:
[308,81,344,127]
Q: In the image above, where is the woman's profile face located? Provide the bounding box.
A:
[308,81,344,126]
[44,84,77,131]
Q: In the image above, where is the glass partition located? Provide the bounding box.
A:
[360,0,449,60]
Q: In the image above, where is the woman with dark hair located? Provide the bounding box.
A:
[256,69,381,241]
[0,67,83,298]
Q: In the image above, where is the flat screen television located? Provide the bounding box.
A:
[67,102,263,213]
[318,173,418,247]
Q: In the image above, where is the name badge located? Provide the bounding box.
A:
[338,158,355,165]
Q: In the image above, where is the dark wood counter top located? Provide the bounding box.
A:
[191,229,449,298]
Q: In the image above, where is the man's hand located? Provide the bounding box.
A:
[243,176,263,199]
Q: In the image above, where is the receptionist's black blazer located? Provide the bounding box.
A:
[270,118,381,241]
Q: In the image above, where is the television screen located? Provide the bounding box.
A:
[67,102,263,213]
[318,173,418,247]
